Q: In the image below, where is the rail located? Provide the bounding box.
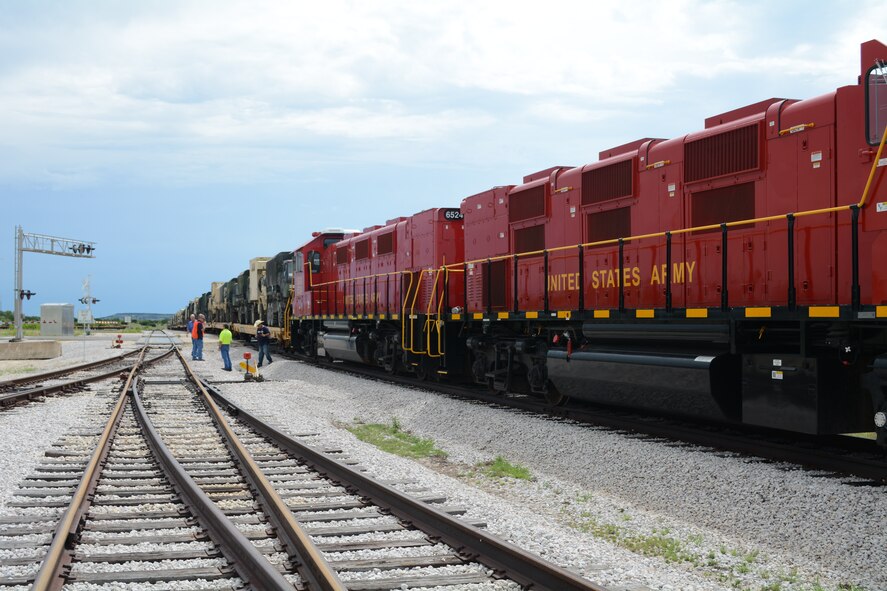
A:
[0,348,142,392]
[176,349,348,590]
[31,343,157,590]
[132,357,295,591]
[202,380,611,591]
[0,350,176,408]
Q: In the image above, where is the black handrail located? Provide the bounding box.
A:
[720,223,729,311]
[665,232,672,312]
[578,245,585,313]
[787,214,796,310]
[618,239,625,313]
[486,258,492,315]
[513,255,519,314]
[851,205,860,310]
[463,262,468,315]
[543,250,550,315]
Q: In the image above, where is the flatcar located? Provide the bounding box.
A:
[264,250,295,328]
[184,39,887,445]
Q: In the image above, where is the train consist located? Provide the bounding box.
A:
[176,40,887,445]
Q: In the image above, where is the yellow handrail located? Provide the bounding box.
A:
[425,268,444,358]
[400,270,416,352]
[859,121,887,208]
[404,270,427,353]
[282,290,293,345]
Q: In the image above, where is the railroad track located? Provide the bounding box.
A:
[269,345,887,483]
[0,345,607,590]
[0,331,178,408]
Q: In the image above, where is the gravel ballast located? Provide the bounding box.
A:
[1,334,880,590]
[192,339,884,591]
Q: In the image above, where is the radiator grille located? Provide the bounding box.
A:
[487,260,507,310]
[582,159,634,204]
[685,124,760,183]
[691,182,756,231]
[354,239,370,260]
[587,207,631,245]
[509,186,545,223]
[335,247,349,265]
[513,224,545,255]
[377,231,394,255]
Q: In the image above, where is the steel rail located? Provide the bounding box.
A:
[0,349,142,391]
[176,349,347,591]
[201,380,609,591]
[1,349,176,408]
[131,373,294,591]
[30,346,154,591]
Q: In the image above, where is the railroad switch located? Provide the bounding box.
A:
[241,351,265,382]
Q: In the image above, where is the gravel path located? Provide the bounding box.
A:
[192,340,884,591]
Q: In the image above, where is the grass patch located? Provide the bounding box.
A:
[475,456,532,480]
[565,511,864,591]
[347,419,447,460]
[0,365,37,376]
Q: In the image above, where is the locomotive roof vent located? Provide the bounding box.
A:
[522,166,573,184]
[704,98,789,129]
[318,227,360,235]
[598,138,661,160]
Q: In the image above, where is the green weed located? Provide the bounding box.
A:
[475,456,532,480]
[347,419,447,459]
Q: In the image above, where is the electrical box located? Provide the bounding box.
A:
[41,304,74,336]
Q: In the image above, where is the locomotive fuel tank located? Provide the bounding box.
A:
[547,349,742,422]
[317,320,374,364]
[546,321,741,421]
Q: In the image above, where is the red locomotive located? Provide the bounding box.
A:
[293,209,465,378]
[192,39,887,445]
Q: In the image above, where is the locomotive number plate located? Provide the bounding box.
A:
[441,208,464,220]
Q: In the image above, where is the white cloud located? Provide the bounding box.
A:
[0,0,883,188]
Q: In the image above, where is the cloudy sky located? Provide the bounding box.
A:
[2,0,882,316]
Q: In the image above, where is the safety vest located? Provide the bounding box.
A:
[219,329,233,345]
[192,321,203,339]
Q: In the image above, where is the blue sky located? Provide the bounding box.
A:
[2,0,882,315]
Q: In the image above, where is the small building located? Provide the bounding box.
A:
[40,303,74,336]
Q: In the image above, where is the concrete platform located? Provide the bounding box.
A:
[0,340,62,360]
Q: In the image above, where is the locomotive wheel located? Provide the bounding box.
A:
[543,383,567,406]
[414,360,429,381]
[374,346,399,375]
[385,353,399,375]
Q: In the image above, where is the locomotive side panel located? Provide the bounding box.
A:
[462,188,512,314]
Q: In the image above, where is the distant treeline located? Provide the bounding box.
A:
[0,311,172,324]
[0,310,37,322]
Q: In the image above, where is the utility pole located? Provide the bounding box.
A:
[13,226,96,342]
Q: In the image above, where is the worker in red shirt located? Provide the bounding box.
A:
[191,314,205,361]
